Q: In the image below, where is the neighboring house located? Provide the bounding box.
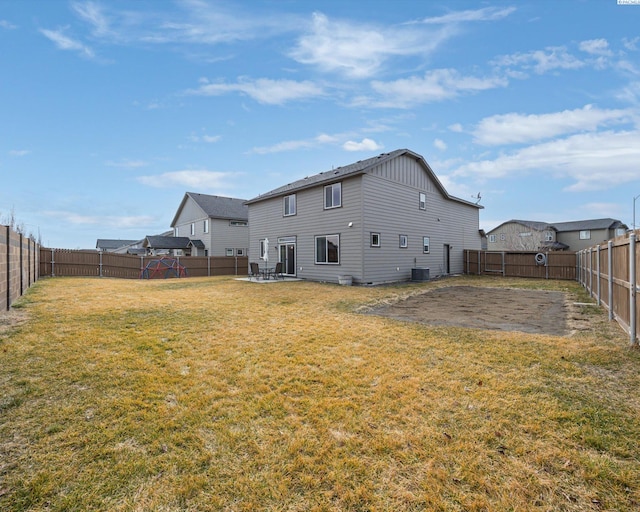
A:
[486,218,627,252]
[170,192,249,257]
[96,239,141,253]
[245,148,484,285]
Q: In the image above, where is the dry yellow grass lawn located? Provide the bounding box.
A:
[1,275,639,511]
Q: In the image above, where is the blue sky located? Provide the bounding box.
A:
[1,0,639,249]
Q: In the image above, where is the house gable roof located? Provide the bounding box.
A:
[245,148,482,209]
[170,192,249,227]
[143,235,195,250]
[487,220,552,234]
[96,239,139,250]
[549,218,626,232]
[488,218,627,235]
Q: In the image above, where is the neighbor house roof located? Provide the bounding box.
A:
[96,239,139,250]
[488,218,627,235]
[245,148,482,209]
[487,220,552,234]
[170,192,249,227]
[549,218,627,232]
[143,236,194,250]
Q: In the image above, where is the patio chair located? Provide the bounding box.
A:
[249,262,261,280]
[269,262,283,280]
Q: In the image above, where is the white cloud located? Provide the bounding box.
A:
[105,159,149,168]
[416,6,516,24]
[137,170,237,190]
[449,123,464,133]
[71,1,111,37]
[473,104,634,146]
[186,77,324,105]
[44,210,154,228]
[579,38,613,57]
[453,130,640,191]
[202,135,221,143]
[40,28,95,59]
[250,133,340,154]
[367,69,507,108]
[433,138,447,151]
[342,138,383,152]
[290,12,452,78]
[0,20,17,30]
[493,46,583,75]
[9,149,30,157]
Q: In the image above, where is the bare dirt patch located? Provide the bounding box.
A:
[0,310,29,336]
[368,286,572,335]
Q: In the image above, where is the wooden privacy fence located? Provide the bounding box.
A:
[40,249,249,280]
[464,250,577,280]
[1,225,40,311]
[577,232,639,346]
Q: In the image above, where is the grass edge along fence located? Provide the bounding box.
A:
[577,231,640,347]
[1,225,40,311]
[39,248,249,280]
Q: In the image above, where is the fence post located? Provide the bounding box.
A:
[177,255,181,277]
[630,234,637,347]
[5,225,9,310]
[608,241,613,321]
[99,251,103,277]
[51,248,55,277]
[596,245,601,306]
[208,256,211,277]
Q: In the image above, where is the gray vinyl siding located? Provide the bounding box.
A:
[173,197,248,256]
[249,175,364,283]
[247,152,481,285]
[362,162,481,284]
[557,228,609,252]
[210,219,248,257]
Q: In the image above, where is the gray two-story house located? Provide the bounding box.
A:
[170,192,249,257]
[245,149,483,285]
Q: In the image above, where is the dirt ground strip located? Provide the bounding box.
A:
[368,286,580,336]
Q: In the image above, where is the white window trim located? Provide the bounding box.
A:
[419,192,426,210]
[580,230,591,240]
[315,234,340,264]
[488,234,496,243]
[399,234,408,248]
[370,232,380,248]
[204,219,209,234]
[324,183,342,209]
[284,194,296,216]
[225,248,234,257]
[190,223,195,236]
[423,236,430,254]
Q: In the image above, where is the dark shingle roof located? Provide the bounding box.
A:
[144,236,193,249]
[245,148,481,208]
[96,239,139,250]
[171,193,248,228]
[549,218,626,232]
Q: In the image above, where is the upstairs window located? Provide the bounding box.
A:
[284,194,296,216]
[488,234,496,243]
[544,230,553,241]
[419,192,426,210]
[370,233,380,247]
[230,220,247,226]
[423,236,430,254]
[580,230,591,240]
[324,183,342,209]
[203,219,209,234]
[399,235,408,248]
[190,223,195,236]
